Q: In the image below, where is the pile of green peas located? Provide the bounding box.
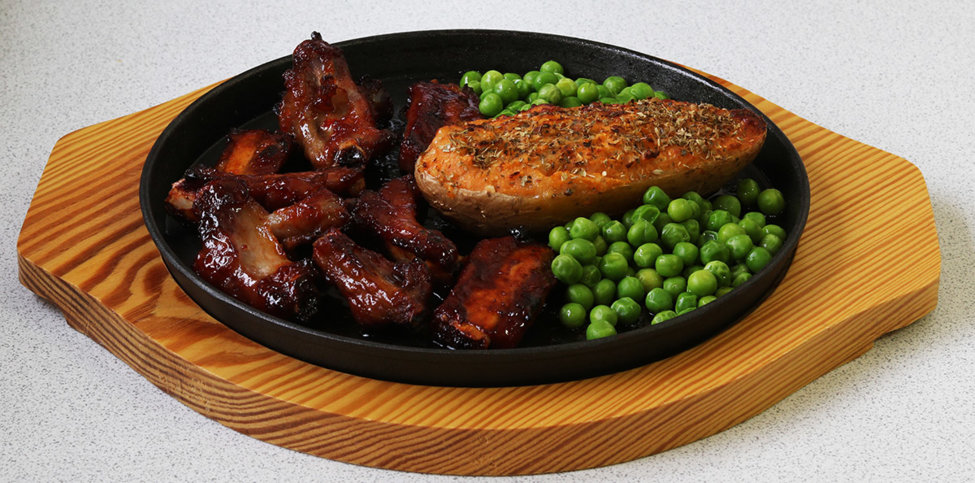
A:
[548,180,788,340]
[458,60,670,118]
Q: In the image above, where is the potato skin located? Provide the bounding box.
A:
[415,98,767,236]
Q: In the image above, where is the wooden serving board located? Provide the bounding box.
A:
[17,72,940,475]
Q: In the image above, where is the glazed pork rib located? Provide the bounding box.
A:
[214,129,292,175]
[433,236,556,349]
[398,81,481,172]
[266,188,349,250]
[278,32,392,169]
[312,229,431,329]
[192,178,321,321]
[166,166,364,221]
[352,175,460,283]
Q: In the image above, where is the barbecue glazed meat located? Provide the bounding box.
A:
[266,188,349,249]
[415,98,768,235]
[398,81,481,172]
[352,176,460,283]
[312,229,431,329]
[278,32,393,169]
[192,178,321,321]
[166,166,364,221]
[215,129,292,175]
[432,236,556,349]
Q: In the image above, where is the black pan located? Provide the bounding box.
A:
[139,30,809,387]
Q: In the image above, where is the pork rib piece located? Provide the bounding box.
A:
[352,175,460,284]
[192,178,321,321]
[312,229,431,329]
[215,129,292,175]
[279,32,392,169]
[398,81,480,172]
[433,236,556,349]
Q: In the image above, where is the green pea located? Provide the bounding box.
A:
[742,211,766,228]
[607,241,634,264]
[603,76,627,95]
[633,242,663,268]
[731,263,750,278]
[666,198,695,222]
[560,238,597,264]
[654,253,684,278]
[737,178,761,208]
[698,295,717,307]
[704,260,732,287]
[632,204,661,225]
[636,268,664,292]
[478,92,504,117]
[630,82,654,100]
[599,252,630,281]
[687,269,718,296]
[612,297,642,325]
[569,217,599,241]
[745,247,773,272]
[682,219,701,244]
[548,226,570,251]
[590,304,619,327]
[514,78,532,99]
[565,284,595,309]
[662,276,687,297]
[494,109,515,118]
[676,307,695,316]
[493,79,519,104]
[592,235,608,256]
[555,77,577,97]
[596,85,610,98]
[600,97,621,104]
[672,242,699,266]
[527,91,540,103]
[642,186,671,210]
[586,319,617,340]
[651,310,678,325]
[480,70,503,91]
[537,83,563,104]
[459,70,482,87]
[560,96,583,108]
[706,210,734,232]
[644,287,674,313]
[675,292,699,313]
[506,100,527,111]
[715,286,734,297]
[757,189,786,215]
[551,254,583,284]
[726,234,754,260]
[738,217,764,244]
[622,209,636,227]
[594,279,617,306]
[653,90,670,100]
[575,77,596,86]
[503,72,521,81]
[699,230,719,244]
[712,194,742,218]
[627,219,659,246]
[760,233,784,255]
[699,240,730,264]
[732,272,752,287]
[601,220,627,243]
[540,60,564,75]
[660,223,690,250]
[653,212,673,232]
[682,191,707,208]
[763,224,787,240]
[616,276,645,302]
[616,92,635,104]
[530,98,550,106]
[717,222,747,244]
[532,71,558,90]
[682,264,704,279]
[522,70,540,89]
[577,82,599,103]
[559,302,587,329]
[580,264,601,287]
[464,79,482,95]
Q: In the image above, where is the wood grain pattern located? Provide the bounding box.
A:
[17,74,940,475]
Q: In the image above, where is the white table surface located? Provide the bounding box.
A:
[3,1,974,481]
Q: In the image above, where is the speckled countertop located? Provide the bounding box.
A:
[3,1,974,481]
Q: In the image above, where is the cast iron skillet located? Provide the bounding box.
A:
[140,30,809,387]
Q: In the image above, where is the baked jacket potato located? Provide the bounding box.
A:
[414,98,767,235]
